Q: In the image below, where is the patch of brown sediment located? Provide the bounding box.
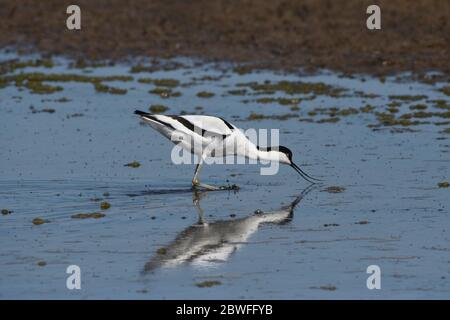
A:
[0,1,448,76]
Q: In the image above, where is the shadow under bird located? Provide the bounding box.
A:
[135,111,321,190]
[144,185,316,272]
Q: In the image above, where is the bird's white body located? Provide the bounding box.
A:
[138,113,289,163]
[135,110,320,188]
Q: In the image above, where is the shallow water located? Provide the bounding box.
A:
[0,53,449,299]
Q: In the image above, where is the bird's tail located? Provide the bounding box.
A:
[134,110,151,117]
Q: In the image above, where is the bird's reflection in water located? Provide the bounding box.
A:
[144,185,316,272]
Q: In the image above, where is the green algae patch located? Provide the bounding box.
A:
[319,285,337,291]
[411,111,434,118]
[195,280,222,288]
[149,87,181,98]
[354,91,380,99]
[55,97,71,103]
[233,65,253,75]
[439,87,450,96]
[138,78,180,87]
[156,248,167,255]
[247,112,297,121]
[0,59,54,75]
[32,217,49,225]
[388,95,427,101]
[37,261,47,267]
[360,104,375,113]
[431,100,450,110]
[337,107,359,116]
[149,104,169,113]
[124,161,141,168]
[239,80,346,97]
[100,202,111,210]
[2,209,12,215]
[247,113,265,121]
[197,91,215,98]
[441,128,450,134]
[387,107,399,113]
[317,117,340,123]
[438,181,449,188]
[129,61,185,74]
[400,111,450,120]
[324,186,345,193]
[41,108,56,113]
[0,72,133,95]
[373,112,426,127]
[323,223,340,227]
[25,81,63,94]
[387,101,401,108]
[409,104,427,110]
[71,212,106,219]
[94,82,127,94]
[227,89,247,95]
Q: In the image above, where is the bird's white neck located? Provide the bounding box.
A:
[256,149,283,162]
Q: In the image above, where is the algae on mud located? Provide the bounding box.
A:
[100,202,111,210]
[32,217,49,225]
[195,280,222,288]
[0,71,132,95]
[437,182,449,188]
[149,105,169,113]
[124,161,141,168]
[71,212,106,219]
[323,186,346,193]
[196,91,215,98]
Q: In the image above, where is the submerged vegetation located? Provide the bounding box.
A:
[324,186,346,193]
[32,217,49,225]
[139,78,180,87]
[71,212,106,219]
[1,57,449,136]
[149,87,181,98]
[149,104,169,113]
[195,280,222,288]
[437,181,449,188]
[100,202,111,210]
[124,161,141,168]
[197,91,215,98]
[0,70,132,95]
[237,80,346,97]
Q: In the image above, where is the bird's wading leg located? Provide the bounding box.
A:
[191,151,221,191]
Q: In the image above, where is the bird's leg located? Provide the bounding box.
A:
[192,163,202,187]
[191,160,221,191]
[191,152,237,191]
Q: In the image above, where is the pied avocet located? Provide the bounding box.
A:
[134,110,320,190]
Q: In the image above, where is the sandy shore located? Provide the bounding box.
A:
[0,0,449,75]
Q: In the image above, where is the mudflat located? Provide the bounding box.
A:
[1,0,448,76]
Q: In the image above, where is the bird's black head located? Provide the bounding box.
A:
[256,145,321,183]
[278,146,293,163]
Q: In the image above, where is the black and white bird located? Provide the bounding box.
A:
[134,110,320,190]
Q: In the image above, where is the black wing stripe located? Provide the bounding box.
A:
[169,116,227,139]
[170,116,206,136]
[135,110,176,130]
[220,117,235,130]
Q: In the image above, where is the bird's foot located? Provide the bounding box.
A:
[192,181,239,191]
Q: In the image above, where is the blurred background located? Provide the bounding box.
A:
[0,0,448,76]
